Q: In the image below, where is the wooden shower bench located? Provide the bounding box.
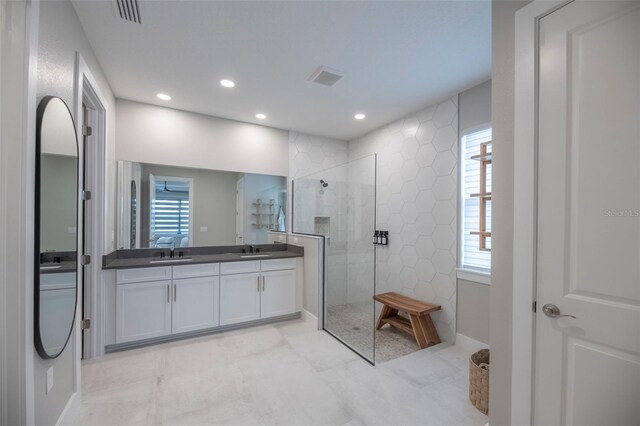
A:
[374,292,441,349]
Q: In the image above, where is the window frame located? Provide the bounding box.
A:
[457,123,492,284]
[149,174,194,247]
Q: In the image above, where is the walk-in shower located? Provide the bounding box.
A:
[292,155,377,363]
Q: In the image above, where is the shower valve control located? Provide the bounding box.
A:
[373,230,389,246]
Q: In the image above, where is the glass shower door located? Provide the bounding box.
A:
[292,155,377,363]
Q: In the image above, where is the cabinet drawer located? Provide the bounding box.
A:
[261,258,297,271]
[220,261,260,275]
[172,263,219,279]
[116,266,171,284]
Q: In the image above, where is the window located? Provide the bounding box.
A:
[460,127,492,272]
[151,178,191,245]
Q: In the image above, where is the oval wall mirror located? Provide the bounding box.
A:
[35,96,79,359]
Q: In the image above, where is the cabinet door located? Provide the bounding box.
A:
[172,276,219,333]
[116,280,172,343]
[260,269,296,319]
[219,273,261,325]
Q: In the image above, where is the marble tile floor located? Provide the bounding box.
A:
[66,317,488,426]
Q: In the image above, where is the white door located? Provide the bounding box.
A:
[219,272,260,325]
[260,269,296,319]
[116,280,172,343]
[172,276,219,333]
[536,2,640,425]
[236,178,244,245]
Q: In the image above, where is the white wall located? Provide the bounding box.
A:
[349,97,459,343]
[35,1,116,424]
[459,79,492,132]
[490,2,532,424]
[288,132,349,309]
[457,279,490,344]
[457,79,491,345]
[283,233,324,319]
[115,99,289,177]
[288,131,349,231]
[1,1,37,423]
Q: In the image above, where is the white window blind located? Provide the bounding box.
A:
[460,127,492,271]
[152,182,190,237]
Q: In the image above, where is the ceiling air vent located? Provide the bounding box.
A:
[308,66,345,87]
[115,0,142,24]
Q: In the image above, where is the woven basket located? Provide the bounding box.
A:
[469,349,490,415]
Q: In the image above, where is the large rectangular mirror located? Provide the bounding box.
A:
[117,161,287,249]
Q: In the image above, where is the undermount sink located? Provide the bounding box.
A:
[240,254,270,258]
[149,257,193,264]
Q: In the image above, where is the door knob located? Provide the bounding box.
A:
[542,304,576,319]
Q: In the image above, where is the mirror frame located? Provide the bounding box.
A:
[34,95,79,360]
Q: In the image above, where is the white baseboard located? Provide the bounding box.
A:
[56,391,79,426]
[456,332,489,353]
[301,309,318,322]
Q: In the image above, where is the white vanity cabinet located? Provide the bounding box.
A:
[114,257,300,346]
[172,276,220,333]
[219,272,261,325]
[116,265,219,343]
[260,269,296,319]
[40,272,78,354]
[116,280,172,343]
[219,258,297,326]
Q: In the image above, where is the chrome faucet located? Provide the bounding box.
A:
[170,241,175,258]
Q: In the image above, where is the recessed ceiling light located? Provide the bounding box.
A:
[156,93,171,101]
[220,79,235,88]
[354,113,366,120]
[255,113,267,120]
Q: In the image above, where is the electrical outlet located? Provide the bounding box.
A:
[293,237,299,244]
[46,367,54,394]
[200,226,208,232]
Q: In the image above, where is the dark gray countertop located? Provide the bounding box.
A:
[102,243,303,270]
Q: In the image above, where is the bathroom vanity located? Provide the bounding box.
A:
[102,244,303,351]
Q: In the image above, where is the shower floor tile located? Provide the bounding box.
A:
[326,301,423,363]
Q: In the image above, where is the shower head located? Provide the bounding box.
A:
[320,179,329,188]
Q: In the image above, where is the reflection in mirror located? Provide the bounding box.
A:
[130,180,137,248]
[117,161,287,249]
[149,175,193,248]
[35,96,78,359]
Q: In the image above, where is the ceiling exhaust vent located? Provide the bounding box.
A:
[308,66,345,87]
[114,0,142,24]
